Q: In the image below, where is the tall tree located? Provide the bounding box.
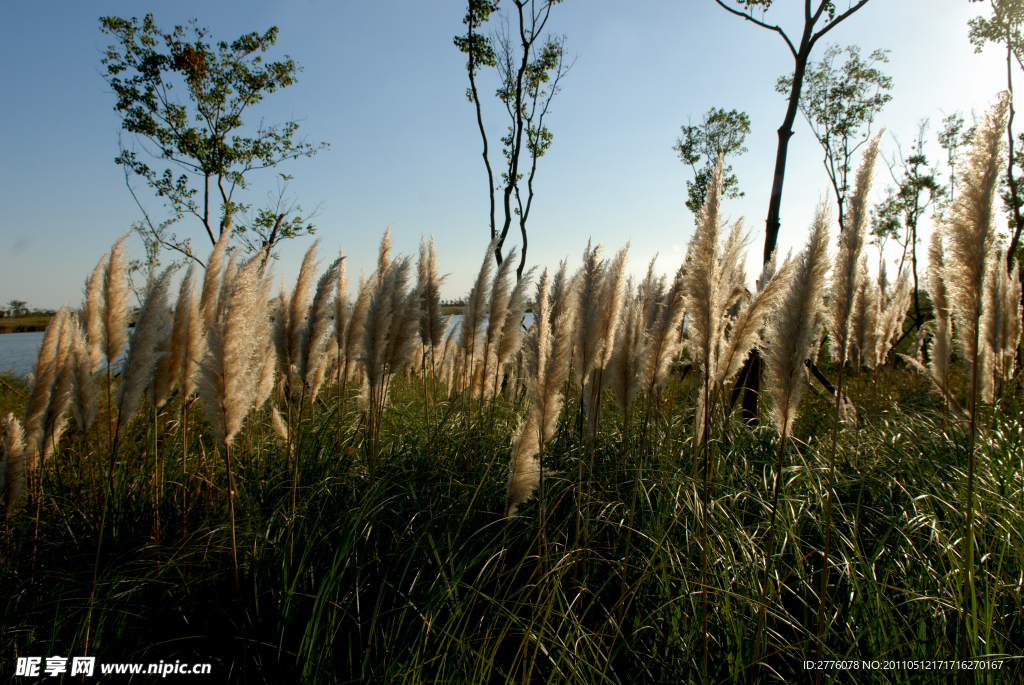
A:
[714,0,873,264]
[970,0,1024,267]
[673,107,751,219]
[454,1,501,248]
[871,122,943,328]
[938,111,973,207]
[777,44,892,232]
[455,0,573,280]
[100,14,328,263]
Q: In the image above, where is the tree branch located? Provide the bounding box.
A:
[811,0,872,45]
[713,0,797,58]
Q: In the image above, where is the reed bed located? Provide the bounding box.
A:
[2,99,1024,684]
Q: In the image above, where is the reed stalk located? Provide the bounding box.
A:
[815,131,884,675]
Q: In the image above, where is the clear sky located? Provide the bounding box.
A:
[0,1,1009,310]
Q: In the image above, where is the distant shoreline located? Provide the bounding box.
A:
[0,315,53,334]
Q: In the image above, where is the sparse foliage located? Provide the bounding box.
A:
[454,0,574,279]
[100,14,328,262]
[778,44,893,231]
[673,107,751,218]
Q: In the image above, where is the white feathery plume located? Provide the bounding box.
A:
[287,239,322,383]
[828,130,884,368]
[583,242,630,436]
[180,266,204,402]
[907,320,935,362]
[492,266,537,398]
[299,257,342,397]
[638,255,665,332]
[874,267,913,367]
[926,229,953,393]
[458,236,500,388]
[82,254,107,372]
[715,250,796,388]
[200,227,232,330]
[361,259,402,393]
[198,252,269,447]
[218,250,241,315]
[849,259,879,369]
[254,339,278,413]
[333,247,350,379]
[480,247,518,397]
[116,267,176,426]
[149,317,175,412]
[344,275,373,383]
[377,227,392,286]
[41,313,78,463]
[505,410,541,517]
[1000,259,1022,380]
[383,259,423,380]
[506,267,576,516]
[22,306,70,464]
[944,95,1008,407]
[683,156,732,449]
[271,406,289,442]
[272,283,290,383]
[70,320,97,433]
[683,157,726,387]
[640,262,686,396]
[418,236,448,349]
[763,199,832,436]
[3,413,28,519]
[102,233,131,365]
[574,240,606,382]
[163,264,196,407]
[608,280,648,416]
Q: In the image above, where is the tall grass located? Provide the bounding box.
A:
[2,98,1023,683]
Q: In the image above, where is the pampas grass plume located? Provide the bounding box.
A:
[944,94,1009,403]
[102,233,131,364]
[3,413,28,519]
[70,321,97,433]
[116,267,176,425]
[763,200,831,435]
[201,228,232,330]
[22,306,70,463]
[82,254,107,372]
[828,131,884,367]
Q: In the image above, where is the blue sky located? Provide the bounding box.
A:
[0,1,1009,309]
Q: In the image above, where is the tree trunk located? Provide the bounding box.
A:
[1004,31,1024,269]
[744,28,815,423]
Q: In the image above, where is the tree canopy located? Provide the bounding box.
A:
[778,45,892,231]
[673,108,751,218]
[100,14,328,262]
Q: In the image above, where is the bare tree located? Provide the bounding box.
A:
[714,0,873,263]
[455,0,573,279]
[716,0,873,424]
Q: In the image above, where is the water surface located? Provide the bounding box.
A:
[0,331,45,377]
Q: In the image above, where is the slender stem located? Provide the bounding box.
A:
[958,326,982,685]
[153,405,160,546]
[181,399,188,540]
[289,384,307,567]
[750,423,790,685]
[814,362,846,680]
[84,419,123,658]
[224,441,241,596]
[700,376,711,679]
[106,364,113,456]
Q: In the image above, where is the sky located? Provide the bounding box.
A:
[0,0,1011,310]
